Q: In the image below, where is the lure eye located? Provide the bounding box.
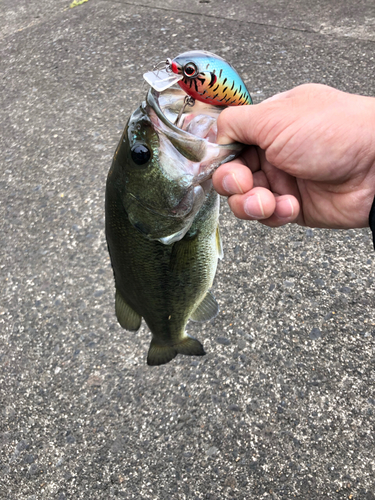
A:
[131,144,151,165]
[183,62,198,78]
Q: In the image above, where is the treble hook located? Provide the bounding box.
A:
[152,58,172,74]
[175,95,195,126]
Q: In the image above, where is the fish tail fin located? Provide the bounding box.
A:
[147,340,177,366]
[175,335,205,357]
[147,335,205,366]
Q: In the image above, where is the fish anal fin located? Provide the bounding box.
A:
[115,290,142,331]
[190,291,219,322]
[147,335,205,366]
[216,225,223,259]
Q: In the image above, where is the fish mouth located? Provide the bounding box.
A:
[146,87,243,184]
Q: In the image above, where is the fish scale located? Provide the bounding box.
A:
[171,50,253,106]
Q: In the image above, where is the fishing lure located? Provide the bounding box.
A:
[144,50,252,107]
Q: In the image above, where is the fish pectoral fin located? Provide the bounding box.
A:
[190,291,219,322]
[169,233,198,272]
[216,225,223,260]
[115,290,142,331]
[147,335,205,366]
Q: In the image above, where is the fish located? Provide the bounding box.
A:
[143,50,252,107]
[105,86,242,365]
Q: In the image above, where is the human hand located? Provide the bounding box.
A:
[213,84,375,228]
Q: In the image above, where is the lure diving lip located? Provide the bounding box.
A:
[143,63,183,92]
[143,50,252,107]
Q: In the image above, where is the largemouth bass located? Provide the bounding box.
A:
[105,87,241,365]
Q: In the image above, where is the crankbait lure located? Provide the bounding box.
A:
[144,50,252,107]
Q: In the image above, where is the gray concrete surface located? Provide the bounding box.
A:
[1,1,374,498]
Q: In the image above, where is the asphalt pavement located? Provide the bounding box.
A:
[1,1,375,498]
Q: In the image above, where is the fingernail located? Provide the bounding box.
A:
[216,134,232,145]
[222,173,244,194]
[244,193,264,218]
[275,197,294,218]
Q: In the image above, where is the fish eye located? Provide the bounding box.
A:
[183,62,198,78]
[131,144,151,165]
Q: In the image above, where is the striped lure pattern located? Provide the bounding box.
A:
[170,50,252,106]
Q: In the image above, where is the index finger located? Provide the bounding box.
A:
[212,159,254,196]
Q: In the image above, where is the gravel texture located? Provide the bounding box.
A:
[1,1,374,498]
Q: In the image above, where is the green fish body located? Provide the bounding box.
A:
[105,88,241,365]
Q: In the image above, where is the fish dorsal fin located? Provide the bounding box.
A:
[216,225,223,260]
[115,290,142,331]
[190,291,219,322]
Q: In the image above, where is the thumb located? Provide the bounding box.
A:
[216,91,291,146]
[216,104,263,146]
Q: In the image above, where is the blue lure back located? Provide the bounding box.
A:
[170,50,252,106]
